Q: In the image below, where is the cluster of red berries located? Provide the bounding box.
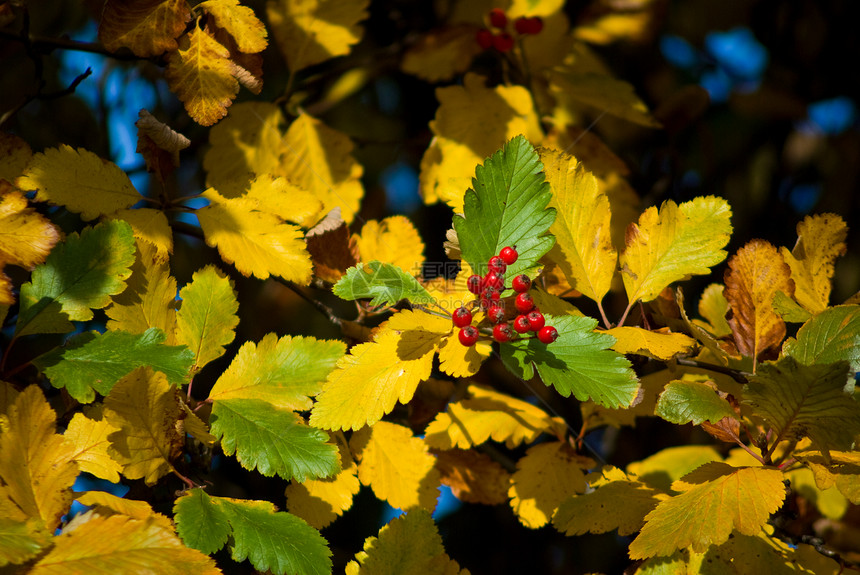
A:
[475,9,544,53]
[452,246,559,347]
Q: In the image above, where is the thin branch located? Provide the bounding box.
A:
[674,357,751,383]
[0,29,149,61]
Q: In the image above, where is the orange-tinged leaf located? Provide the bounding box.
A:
[780,213,848,313]
[103,367,183,485]
[350,422,440,511]
[165,25,238,127]
[31,514,221,575]
[111,208,173,262]
[620,196,732,304]
[541,147,617,303]
[400,25,483,82]
[267,0,369,73]
[199,0,268,53]
[606,326,695,360]
[99,0,191,57]
[0,386,78,531]
[434,449,510,505]
[354,216,425,277]
[310,310,448,431]
[509,442,591,528]
[724,239,794,362]
[628,462,786,559]
[63,405,123,483]
[0,132,32,182]
[197,187,313,283]
[16,145,141,221]
[176,265,239,372]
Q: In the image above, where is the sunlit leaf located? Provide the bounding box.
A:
[99,0,191,57]
[783,305,860,372]
[780,213,847,313]
[200,0,268,53]
[333,261,434,307]
[176,265,239,372]
[111,208,173,262]
[244,174,325,228]
[63,405,123,483]
[435,328,491,378]
[626,445,723,493]
[606,326,695,361]
[354,216,425,277]
[655,378,737,426]
[794,450,860,504]
[695,283,732,337]
[75,490,156,520]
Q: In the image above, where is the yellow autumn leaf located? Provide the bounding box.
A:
[400,25,483,83]
[780,213,848,313]
[434,448,511,505]
[509,442,591,528]
[424,384,566,450]
[620,196,732,305]
[574,12,651,45]
[111,208,173,262]
[285,441,360,529]
[245,174,324,228]
[31,514,221,575]
[63,405,123,483]
[16,145,141,221]
[197,187,313,284]
[795,450,860,504]
[350,422,440,511]
[165,24,238,127]
[199,0,268,53]
[695,283,732,337]
[0,513,51,567]
[541,147,617,304]
[310,310,449,431]
[179,403,217,446]
[626,445,723,493]
[267,0,369,73]
[0,187,61,305]
[508,0,564,17]
[435,329,491,378]
[0,380,19,415]
[605,326,695,361]
[786,466,848,520]
[419,73,543,212]
[99,0,191,57]
[75,491,156,520]
[0,132,32,182]
[104,367,183,485]
[422,268,476,312]
[354,216,425,277]
[628,462,786,559]
[0,386,78,532]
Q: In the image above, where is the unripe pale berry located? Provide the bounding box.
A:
[537,325,559,344]
[499,246,518,265]
[452,306,472,328]
[459,325,480,346]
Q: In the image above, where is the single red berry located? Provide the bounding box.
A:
[459,325,480,346]
[499,246,518,265]
[493,322,513,343]
[514,16,543,35]
[488,256,507,275]
[515,292,534,313]
[492,32,514,52]
[527,310,545,331]
[489,8,508,29]
[513,314,531,333]
[483,271,504,291]
[475,28,494,50]
[452,306,472,328]
[467,274,483,294]
[487,303,506,324]
[511,274,531,293]
[537,325,559,344]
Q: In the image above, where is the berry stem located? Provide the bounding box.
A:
[596,301,612,329]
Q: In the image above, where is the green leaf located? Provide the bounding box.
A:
[744,357,860,456]
[501,315,639,408]
[783,305,860,372]
[0,517,50,567]
[210,398,339,481]
[16,220,135,335]
[37,328,194,403]
[175,489,332,575]
[333,261,434,307]
[176,265,240,371]
[655,378,737,425]
[453,135,556,278]
[771,291,812,323]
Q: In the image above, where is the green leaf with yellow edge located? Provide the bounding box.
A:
[655,378,737,426]
[424,383,565,450]
[744,357,860,456]
[453,135,556,280]
[63,405,123,483]
[780,213,847,313]
[211,398,339,481]
[16,145,141,220]
[350,421,440,511]
[39,327,194,404]
[0,517,50,567]
[771,290,812,323]
[199,0,268,53]
[619,196,732,305]
[99,0,190,57]
[626,445,723,494]
[783,305,860,372]
[285,442,360,529]
[111,208,173,262]
[267,0,368,73]
[509,442,591,529]
[606,326,695,361]
[502,314,639,408]
[31,513,221,575]
[354,216,425,277]
[310,310,449,431]
[103,367,183,485]
[333,261,434,307]
[197,187,313,284]
[553,466,666,537]
[628,462,786,559]
[176,265,239,372]
[208,333,344,410]
[345,509,468,575]
[17,220,135,335]
[794,450,860,504]
[695,283,732,337]
[540,147,616,304]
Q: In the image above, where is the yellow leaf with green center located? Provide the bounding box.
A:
[354,216,425,277]
[176,265,239,372]
[780,213,847,313]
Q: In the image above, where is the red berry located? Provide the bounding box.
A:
[492,32,514,53]
[493,322,513,343]
[475,28,493,50]
[488,256,507,275]
[537,325,559,344]
[527,310,545,331]
[452,306,472,328]
[487,303,506,324]
[499,246,518,265]
[483,271,504,291]
[514,16,543,35]
[514,292,534,313]
[459,325,480,346]
[467,274,483,294]
[511,274,531,293]
[513,314,531,333]
[489,8,508,29]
